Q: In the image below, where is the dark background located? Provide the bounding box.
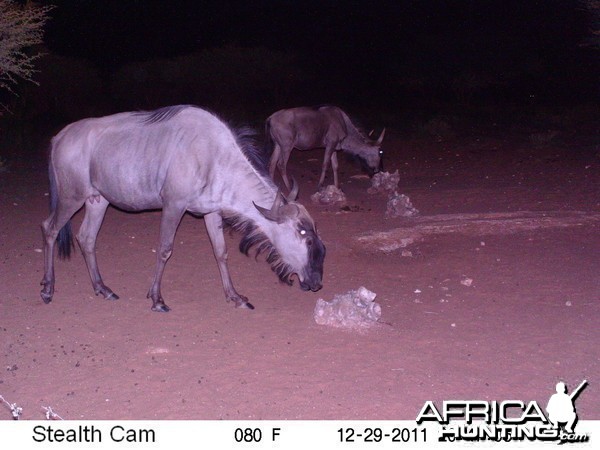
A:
[1,0,598,138]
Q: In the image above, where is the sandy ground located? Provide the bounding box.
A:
[0,126,598,420]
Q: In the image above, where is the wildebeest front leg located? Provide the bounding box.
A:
[330,151,340,188]
[76,196,118,300]
[204,212,254,310]
[147,205,185,312]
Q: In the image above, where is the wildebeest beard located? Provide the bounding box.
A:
[223,215,295,286]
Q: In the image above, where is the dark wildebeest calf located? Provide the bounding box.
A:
[266,105,385,190]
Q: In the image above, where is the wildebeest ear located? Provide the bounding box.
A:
[280,203,300,220]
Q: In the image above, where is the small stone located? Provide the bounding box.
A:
[314,287,381,329]
[460,277,473,287]
[311,185,346,205]
[368,170,400,194]
[385,191,419,218]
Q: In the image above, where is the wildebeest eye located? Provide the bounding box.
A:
[379,150,384,156]
[299,229,307,236]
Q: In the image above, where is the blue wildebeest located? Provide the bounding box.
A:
[40,105,325,312]
[266,105,385,190]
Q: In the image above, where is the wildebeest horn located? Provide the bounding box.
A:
[253,202,276,222]
[254,190,298,223]
[376,128,386,145]
[286,178,299,202]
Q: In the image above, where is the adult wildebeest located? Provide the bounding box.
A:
[266,106,385,190]
[41,105,325,312]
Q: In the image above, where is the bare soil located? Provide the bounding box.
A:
[1,127,598,420]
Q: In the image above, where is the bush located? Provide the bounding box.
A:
[5,51,103,122]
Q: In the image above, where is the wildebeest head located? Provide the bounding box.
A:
[253,185,325,292]
[362,128,386,174]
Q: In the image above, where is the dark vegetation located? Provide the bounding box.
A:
[0,1,598,171]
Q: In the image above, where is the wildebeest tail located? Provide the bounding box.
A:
[48,155,74,260]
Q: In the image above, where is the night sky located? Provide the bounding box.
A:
[34,0,600,108]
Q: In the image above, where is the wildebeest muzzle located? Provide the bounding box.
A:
[300,275,323,292]
[299,231,325,292]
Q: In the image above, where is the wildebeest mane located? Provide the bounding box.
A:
[313,105,370,142]
[223,214,295,286]
[232,126,272,180]
[135,104,192,124]
[136,106,271,180]
[312,103,333,111]
[338,109,370,142]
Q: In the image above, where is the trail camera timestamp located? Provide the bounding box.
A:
[338,427,427,443]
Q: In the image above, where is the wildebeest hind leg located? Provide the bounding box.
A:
[147,205,186,312]
[76,196,118,300]
[318,145,335,189]
[41,199,86,303]
[204,212,254,310]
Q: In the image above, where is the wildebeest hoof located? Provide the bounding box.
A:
[151,303,171,312]
[95,286,119,300]
[40,280,53,304]
[229,294,254,310]
[236,301,255,310]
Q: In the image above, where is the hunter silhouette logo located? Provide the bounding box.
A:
[416,379,590,443]
[546,380,587,434]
